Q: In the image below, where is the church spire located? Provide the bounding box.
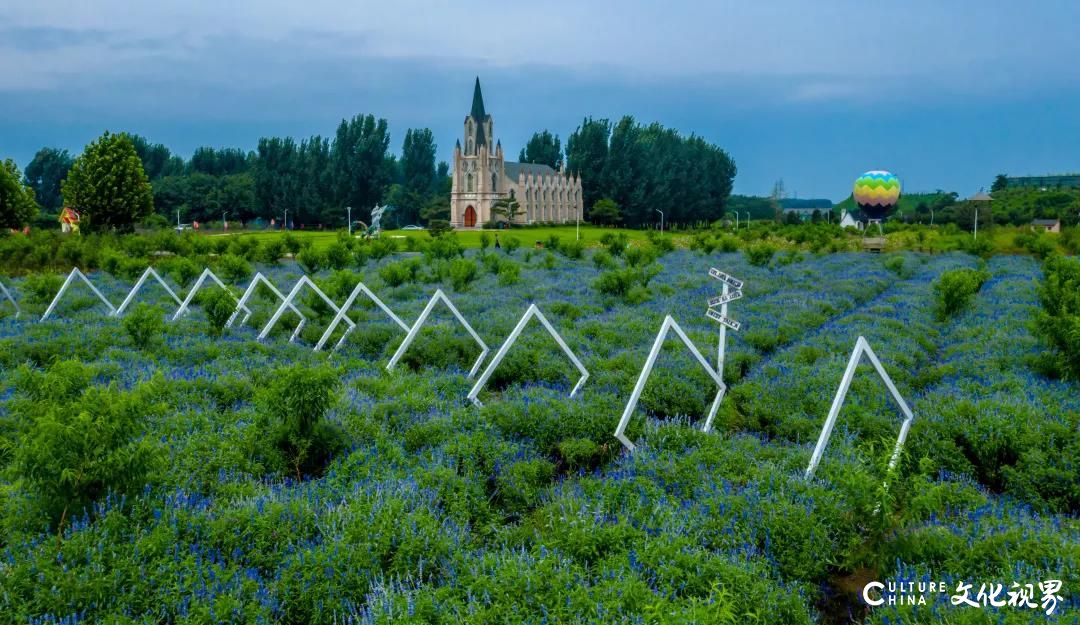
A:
[470,77,487,121]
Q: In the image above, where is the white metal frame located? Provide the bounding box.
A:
[386,289,489,377]
[114,267,183,316]
[314,280,408,352]
[225,272,307,337]
[0,278,19,318]
[258,275,354,343]
[614,315,727,451]
[41,268,116,320]
[804,336,915,480]
[467,304,589,407]
[172,268,249,321]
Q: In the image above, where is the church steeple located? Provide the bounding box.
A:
[470,77,487,121]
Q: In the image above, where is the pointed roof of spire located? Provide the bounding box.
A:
[470,77,487,121]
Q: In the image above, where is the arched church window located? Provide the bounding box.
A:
[466,173,474,192]
[492,172,498,191]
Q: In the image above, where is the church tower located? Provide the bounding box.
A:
[451,78,504,227]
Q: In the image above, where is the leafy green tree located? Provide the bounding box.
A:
[129,134,184,179]
[589,198,621,225]
[14,383,158,527]
[23,147,73,211]
[566,117,611,212]
[1034,255,1080,380]
[518,130,562,169]
[62,132,154,231]
[0,158,38,229]
[491,196,523,225]
[255,364,344,479]
[991,173,1009,193]
[331,114,393,224]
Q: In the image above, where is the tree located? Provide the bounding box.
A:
[566,118,611,212]
[0,159,39,229]
[590,198,621,225]
[991,173,1009,193]
[491,196,523,225]
[420,195,450,225]
[518,130,562,169]
[62,132,154,232]
[399,128,438,225]
[129,134,184,179]
[331,114,392,224]
[23,147,73,211]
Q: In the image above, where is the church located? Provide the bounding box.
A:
[450,78,584,228]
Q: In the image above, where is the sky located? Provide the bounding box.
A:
[2,1,1079,200]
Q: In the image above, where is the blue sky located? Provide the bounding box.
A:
[2,1,1079,200]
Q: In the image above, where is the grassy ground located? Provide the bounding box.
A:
[214,225,663,250]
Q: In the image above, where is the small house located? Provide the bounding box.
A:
[1031,218,1061,233]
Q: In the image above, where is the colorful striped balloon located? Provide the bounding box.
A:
[853,170,901,219]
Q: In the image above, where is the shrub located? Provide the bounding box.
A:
[254,364,344,479]
[296,248,325,274]
[122,302,165,350]
[449,258,479,291]
[22,273,63,305]
[427,219,452,237]
[744,242,776,267]
[932,267,989,321]
[605,232,629,256]
[479,232,491,250]
[380,259,417,287]
[13,385,158,526]
[165,257,201,288]
[591,250,617,270]
[1032,255,1080,380]
[258,239,285,264]
[542,252,557,270]
[215,253,251,283]
[502,236,521,254]
[497,260,520,286]
[199,286,236,337]
[325,242,351,270]
[559,239,585,259]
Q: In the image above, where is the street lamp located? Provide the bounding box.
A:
[744,212,750,229]
[930,208,934,227]
[284,209,288,231]
[655,209,664,234]
[176,209,181,231]
[735,212,740,229]
[973,205,978,240]
[347,206,352,235]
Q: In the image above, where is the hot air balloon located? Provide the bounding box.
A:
[853,171,901,220]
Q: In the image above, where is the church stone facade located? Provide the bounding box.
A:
[450,78,583,228]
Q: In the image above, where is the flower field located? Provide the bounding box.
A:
[0,244,1076,624]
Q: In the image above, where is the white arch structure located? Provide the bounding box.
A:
[41,268,116,321]
[172,268,248,321]
[804,336,915,480]
[225,272,307,335]
[114,267,182,316]
[0,278,19,318]
[613,315,726,451]
[314,280,408,352]
[386,289,488,377]
[258,275,354,344]
[467,304,588,407]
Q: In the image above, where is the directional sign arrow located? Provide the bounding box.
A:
[707,290,743,307]
[708,268,744,290]
[705,308,741,331]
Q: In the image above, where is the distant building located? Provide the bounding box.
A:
[839,210,862,229]
[779,198,833,221]
[1031,218,1062,233]
[450,78,583,228]
[1005,174,1080,189]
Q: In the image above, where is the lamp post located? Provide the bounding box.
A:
[973,205,978,240]
[735,213,740,229]
[655,209,664,234]
[284,209,288,231]
[176,209,181,230]
[576,206,580,241]
[930,208,934,226]
[744,212,750,229]
[347,206,352,235]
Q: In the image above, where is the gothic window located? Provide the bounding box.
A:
[492,172,498,191]
[466,173,474,192]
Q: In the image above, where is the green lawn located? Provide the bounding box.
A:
[213,225,663,250]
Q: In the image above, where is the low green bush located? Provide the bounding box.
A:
[932,267,989,321]
[1033,255,1080,380]
[122,302,165,350]
[254,364,344,479]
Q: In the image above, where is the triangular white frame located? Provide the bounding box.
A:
[172,268,249,321]
[258,275,355,344]
[314,280,408,352]
[225,272,307,337]
[804,336,915,480]
[386,289,489,378]
[614,315,726,451]
[0,278,19,318]
[467,304,589,407]
[41,268,117,321]
[114,267,183,316]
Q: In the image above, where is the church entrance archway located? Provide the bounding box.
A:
[464,205,477,227]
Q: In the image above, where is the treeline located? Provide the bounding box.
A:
[565,117,736,227]
[16,116,449,230]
